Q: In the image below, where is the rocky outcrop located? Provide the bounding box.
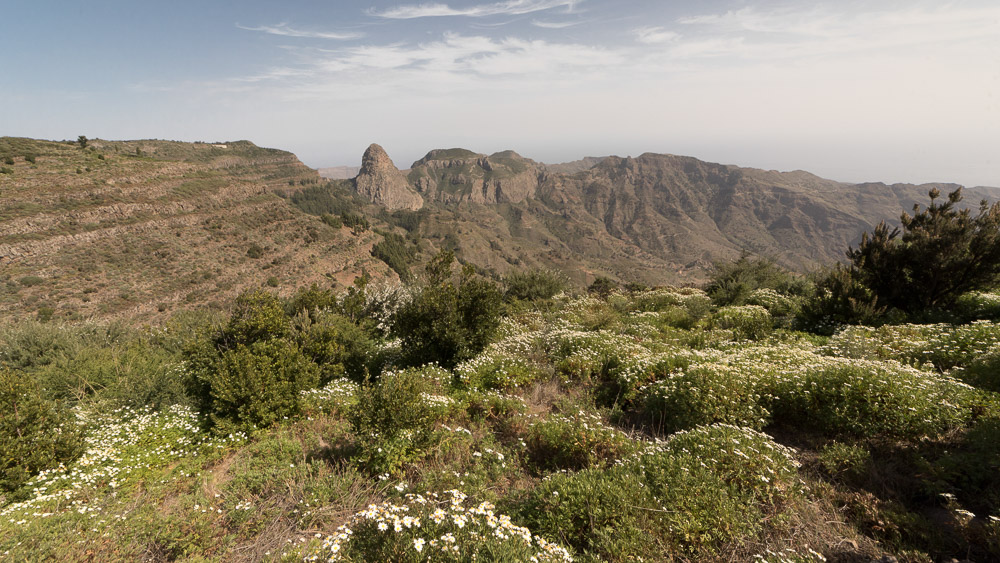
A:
[408,149,541,204]
[353,144,423,210]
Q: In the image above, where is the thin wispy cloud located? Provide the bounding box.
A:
[531,19,582,29]
[236,23,363,40]
[633,26,678,44]
[371,0,579,19]
[676,4,1000,58]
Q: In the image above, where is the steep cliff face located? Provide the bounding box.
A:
[353,144,423,211]
[412,149,997,285]
[408,149,542,204]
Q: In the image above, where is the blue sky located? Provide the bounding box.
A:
[2,0,998,186]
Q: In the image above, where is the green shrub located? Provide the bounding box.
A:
[34,340,185,409]
[0,368,84,496]
[190,339,318,433]
[962,346,1000,392]
[320,213,343,229]
[705,254,809,306]
[817,441,871,481]
[712,304,773,340]
[18,275,44,287]
[637,363,768,433]
[349,367,450,474]
[524,411,634,472]
[392,251,504,369]
[246,243,265,259]
[0,166,12,175]
[2,156,13,165]
[220,289,289,347]
[587,276,618,298]
[954,291,1000,322]
[293,309,375,383]
[518,424,801,560]
[766,362,976,439]
[24,154,35,164]
[503,269,568,302]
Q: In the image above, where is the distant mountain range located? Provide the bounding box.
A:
[347,143,997,286]
[2,135,994,323]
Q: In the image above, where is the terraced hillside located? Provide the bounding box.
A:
[0,137,391,323]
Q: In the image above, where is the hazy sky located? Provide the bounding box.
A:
[2,1,998,186]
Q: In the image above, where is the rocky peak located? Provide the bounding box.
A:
[353,144,423,211]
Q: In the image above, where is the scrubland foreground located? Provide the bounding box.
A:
[2,261,1000,563]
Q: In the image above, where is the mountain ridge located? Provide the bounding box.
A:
[346,143,997,285]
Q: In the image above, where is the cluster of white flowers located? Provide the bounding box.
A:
[2,404,245,523]
[753,546,827,562]
[299,489,572,562]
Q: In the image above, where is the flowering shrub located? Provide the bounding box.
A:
[300,379,359,417]
[711,305,773,340]
[765,360,977,438]
[825,321,1000,371]
[1,404,245,525]
[349,368,453,474]
[297,489,572,562]
[524,411,635,472]
[454,342,544,390]
[638,363,768,433]
[519,424,802,560]
[960,345,1000,392]
[753,547,827,562]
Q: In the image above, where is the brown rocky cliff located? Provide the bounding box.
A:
[353,144,423,210]
[408,150,541,204]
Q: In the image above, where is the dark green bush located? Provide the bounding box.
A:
[705,254,810,306]
[294,310,375,384]
[799,265,886,333]
[587,276,618,298]
[190,339,318,433]
[246,243,265,259]
[503,269,568,302]
[349,368,445,474]
[220,289,289,348]
[320,213,343,229]
[2,156,13,165]
[393,251,504,368]
[371,232,413,281]
[809,188,1000,325]
[1,368,84,496]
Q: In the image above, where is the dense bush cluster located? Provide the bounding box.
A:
[0,368,84,496]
